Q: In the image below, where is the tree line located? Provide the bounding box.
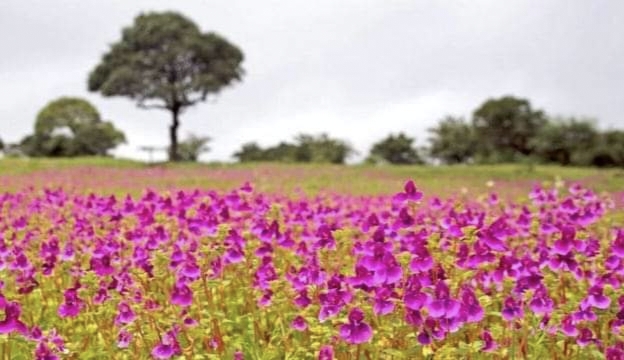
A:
[2,11,622,167]
[232,95,624,167]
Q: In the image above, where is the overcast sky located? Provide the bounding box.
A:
[1,0,623,162]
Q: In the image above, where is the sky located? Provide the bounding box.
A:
[1,0,623,162]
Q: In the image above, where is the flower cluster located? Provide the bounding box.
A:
[0,180,622,359]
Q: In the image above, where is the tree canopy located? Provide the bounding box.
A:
[88,11,244,161]
[367,133,423,165]
[472,96,546,161]
[428,117,477,164]
[20,97,125,157]
[233,134,354,164]
[530,118,599,166]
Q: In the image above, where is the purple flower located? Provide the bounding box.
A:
[460,286,484,323]
[560,315,578,337]
[552,226,576,255]
[290,316,307,331]
[404,309,424,327]
[409,248,433,273]
[417,331,431,345]
[30,326,43,341]
[293,289,312,308]
[58,288,83,318]
[404,275,429,311]
[117,329,132,349]
[179,259,201,280]
[481,330,498,352]
[611,229,624,258]
[90,254,115,276]
[318,345,334,360]
[373,287,396,316]
[427,282,460,319]
[240,181,253,193]
[393,180,423,204]
[151,331,181,359]
[183,316,198,328]
[114,302,136,326]
[528,288,554,315]
[361,213,380,232]
[582,286,611,310]
[224,247,245,264]
[501,296,523,322]
[234,350,244,360]
[605,255,621,271]
[572,302,597,323]
[576,328,596,347]
[35,342,59,360]
[428,299,461,319]
[318,276,352,322]
[606,342,624,360]
[0,301,28,335]
[393,208,415,229]
[170,283,193,307]
[339,308,373,344]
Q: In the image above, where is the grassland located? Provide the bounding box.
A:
[0,157,622,196]
[1,157,623,359]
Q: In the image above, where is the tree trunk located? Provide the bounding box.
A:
[169,107,180,162]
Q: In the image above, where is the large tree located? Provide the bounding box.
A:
[88,12,244,161]
[472,96,546,161]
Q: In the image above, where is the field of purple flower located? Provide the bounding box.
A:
[1,161,624,359]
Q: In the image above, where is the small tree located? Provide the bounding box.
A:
[293,133,354,164]
[428,117,477,164]
[177,133,211,162]
[233,134,354,164]
[263,142,299,162]
[233,142,267,162]
[88,11,244,161]
[530,117,599,166]
[368,133,423,165]
[591,130,624,167]
[21,97,125,157]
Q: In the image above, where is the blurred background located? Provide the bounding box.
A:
[1,0,623,166]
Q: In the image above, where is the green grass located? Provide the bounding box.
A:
[0,156,142,174]
[0,157,623,195]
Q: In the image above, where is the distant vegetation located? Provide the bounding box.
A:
[1,11,622,167]
[233,133,354,164]
[17,97,125,157]
[228,95,624,167]
[425,96,624,167]
[367,133,424,165]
